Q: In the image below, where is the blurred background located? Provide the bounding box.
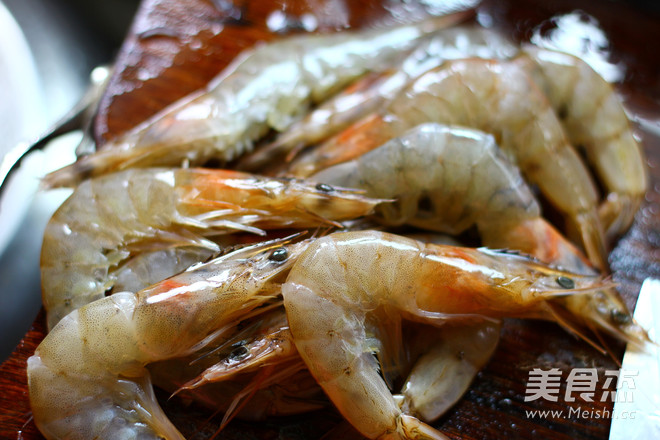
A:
[0,0,138,361]
[0,0,658,363]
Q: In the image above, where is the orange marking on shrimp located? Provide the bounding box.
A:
[148,279,188,295]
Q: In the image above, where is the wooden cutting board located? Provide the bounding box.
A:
[1,0,659,438]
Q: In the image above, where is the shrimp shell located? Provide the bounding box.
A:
[29,237,312,440]
[289,58,608,270]
[41,167,383,329]
[282,230,614,439]
[517,46,648,240]
[238,25,518,171]
[42,13,469,189]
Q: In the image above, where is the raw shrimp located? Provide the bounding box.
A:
[516,46,648,240]
[289,58,608,270]
[151,357,324,422]
[311,123,592,272]
[281,230,619,439]
[174,126,637,424]
[148,306,322,424]
[28,236,312,440]
[178,304,498,426]
[238,25,518,171]
[41,167,383,330]
[179,305,299,390]
[41,13,469,188]
[311,125,647,349]
[174,123,630,421]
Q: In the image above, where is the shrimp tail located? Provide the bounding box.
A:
[571,210,609,273]
[41,143,152,189]
[28,318,186,439]
[392,415,450,440]
[599,192,642,244]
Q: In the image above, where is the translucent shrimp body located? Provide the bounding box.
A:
[289,58,607,269]
[311,123,646,343]
[239,25,518,171]
[41,167,382,329]
[112,246,217,293]
[28,238,311,440]
[312,126,647,347]
[311,123,592,271]
[42,14,467,188]
[517,46,648,240]
[282,231,610,439]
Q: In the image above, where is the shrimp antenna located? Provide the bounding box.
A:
[209,230,309,262]
[544,301,607,356]
[586,319,622,367]
[216,366,275,434]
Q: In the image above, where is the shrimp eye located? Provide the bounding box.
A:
[556,276,575,289]
[611,309,632,325]
[269,247,288,262]
[229,343,249,360]
[315,182,334,192]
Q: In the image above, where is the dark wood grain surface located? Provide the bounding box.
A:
[1,0,659,438]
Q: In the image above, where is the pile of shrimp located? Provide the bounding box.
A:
[28,12,650,440]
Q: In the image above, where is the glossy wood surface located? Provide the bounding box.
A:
[1,0,659,438]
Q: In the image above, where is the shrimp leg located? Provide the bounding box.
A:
[282,231,614,439]
[42,13,469,188]
[397,321,501,422]
[288,58,608,270]
[29,236,312,440]
[41,167,383,329]
[517,46,648,241]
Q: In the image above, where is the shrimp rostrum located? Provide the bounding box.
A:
[41,167,383,330]
[282,231,621,440]
[29,236,312,440]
